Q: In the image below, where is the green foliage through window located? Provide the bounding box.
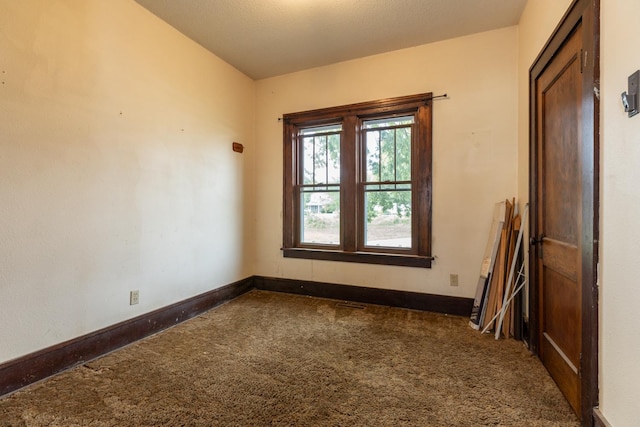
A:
[364,116,413,222]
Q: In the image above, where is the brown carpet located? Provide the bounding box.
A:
[0,290,578,426]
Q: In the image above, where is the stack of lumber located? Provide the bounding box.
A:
[469,199,522,338]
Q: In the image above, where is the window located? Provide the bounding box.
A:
[282,93,433,268]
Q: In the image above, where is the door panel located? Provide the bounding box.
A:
[541,334,580,413]
[543,267,580,367]
[535,24,582,416]
[541,240,578,282]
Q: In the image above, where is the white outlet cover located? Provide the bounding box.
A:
[130,290,140,305]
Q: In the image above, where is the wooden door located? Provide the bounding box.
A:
[534,25,583,416]
[530,1,599,424]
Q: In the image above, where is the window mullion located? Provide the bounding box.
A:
[377,130,382,185]
[341,115,357,252]
[312,137,317,185]
[394,129,398,184]
[324,135,329,186]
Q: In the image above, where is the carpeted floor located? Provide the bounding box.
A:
[0,290,578,426]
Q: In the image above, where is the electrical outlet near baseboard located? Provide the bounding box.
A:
[130,290,139,305]
[449,274,459,287]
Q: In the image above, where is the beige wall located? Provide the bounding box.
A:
[600,1,640,425]
[518,1,640,425]
[0,0,255,363]
[516,0,573,318]
[255,27,518,298]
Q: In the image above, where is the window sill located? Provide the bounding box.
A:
[282,248,433,268]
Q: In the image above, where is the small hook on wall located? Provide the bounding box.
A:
[232,142,244,153]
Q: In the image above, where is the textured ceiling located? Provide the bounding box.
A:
[134,0,527,80]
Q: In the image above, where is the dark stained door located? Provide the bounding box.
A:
[534,25,583,416]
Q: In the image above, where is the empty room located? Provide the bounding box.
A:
[0,0,638,426]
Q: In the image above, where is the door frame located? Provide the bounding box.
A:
[528,0,599,425]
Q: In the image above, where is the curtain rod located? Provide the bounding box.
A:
[277,93,448,122]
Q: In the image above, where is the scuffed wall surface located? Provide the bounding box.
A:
[0,0,255,363]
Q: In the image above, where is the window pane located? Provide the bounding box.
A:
[301,124,342,135]
[301,126,341,186]
[314,136,327,183]
[364,190,411,248]
[380,129,395,182]
[300,190,340,245]
[396,128,411,181]
[327,134,340,184]
[366,131,380,182]
[302,136,315,185]
[363,117,412,184]
[363,116,414,129]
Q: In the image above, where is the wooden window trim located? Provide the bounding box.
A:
[283,93,433,268]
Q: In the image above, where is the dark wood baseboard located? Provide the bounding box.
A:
[254,276,474,317]
[0,277,253,398]
[0,275,474,399]
[593,408,611,427]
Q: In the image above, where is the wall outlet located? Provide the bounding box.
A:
[449,274,459,287]
[130,290,139,305]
